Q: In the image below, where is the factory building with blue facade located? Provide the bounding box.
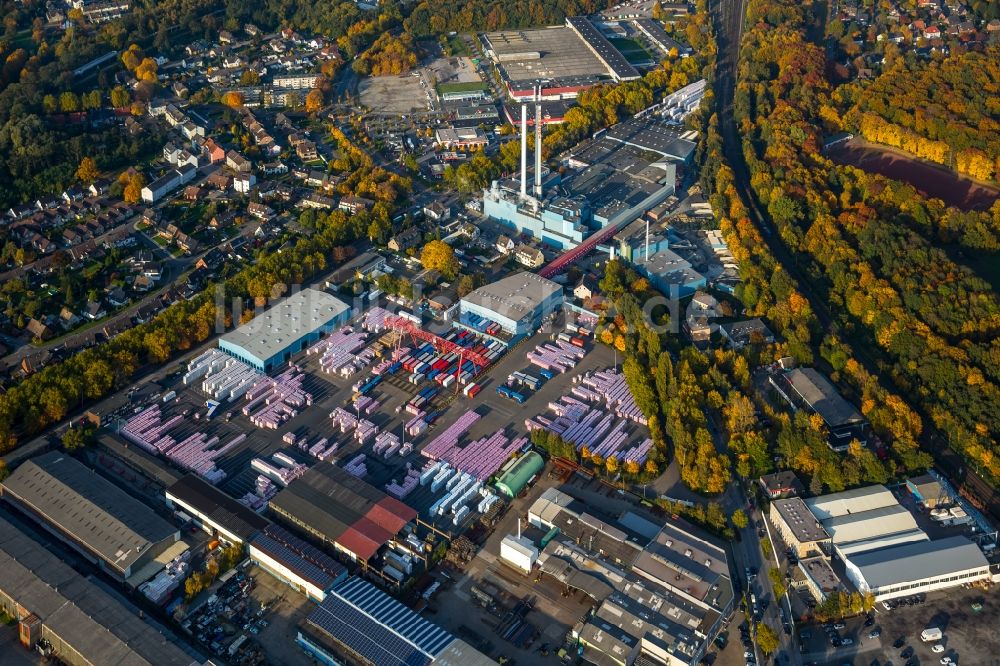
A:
[218,288,351,371]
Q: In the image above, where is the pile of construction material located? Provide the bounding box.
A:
[251,451,309,486]
[525,369,653,465]
[526,339,585,374]
[385,465,420,499]
[139,551,190,605]
[121,405,244,483]
[343,453,367,477]
[183,350,262,403]
[242,366,312,429]
[421,412,527,481]
[307,326,371,376]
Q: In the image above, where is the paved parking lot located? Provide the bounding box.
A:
[797,583,999,666]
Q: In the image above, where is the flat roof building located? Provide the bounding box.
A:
[797,556,843,602]
[269,462,417,564]
[219,288,351,370]
[0,516,201,666]
[1,451,180,582]
[906,474,948,508]
[769,497,829,558]
[460,272,563,339]
[166,474,270,544]
[843,536,991,600]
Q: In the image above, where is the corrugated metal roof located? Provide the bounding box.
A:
[823,504,921,545]
[3,451,177,574]
[250,524,345,590]
[848,536,989,589]
[168,474,269,541]
[805,484,896,520]
[0,517,198,666]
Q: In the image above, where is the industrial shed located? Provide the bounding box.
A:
[218,288,351,370]
[269,462,417,563]
[843,536,991,600]
[0,516,198,666]
[249,524,347,602]
[297,577,491,666]
[805,484,897,521]
[1,451,180,582]
[494,451,544,498]
[822,504,921,546]
[166,474,270,544]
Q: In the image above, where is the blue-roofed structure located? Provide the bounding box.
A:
[248,524,347,601]
[298,577,468,666]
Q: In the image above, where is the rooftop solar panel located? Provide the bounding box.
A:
[307,595,430,666]
[251,525,346,590]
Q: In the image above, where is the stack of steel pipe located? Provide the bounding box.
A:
[581,369,647,425]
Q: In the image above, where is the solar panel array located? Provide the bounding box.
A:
[334,578,455,657]
[307,593,431,666]
[251,524,346,590]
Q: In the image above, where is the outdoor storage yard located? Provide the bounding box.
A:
[359,56,486,115]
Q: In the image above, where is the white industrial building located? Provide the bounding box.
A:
[843,536,991,600]
[804,484,897,521]
[822,504,920,546]
[500,534,538,574]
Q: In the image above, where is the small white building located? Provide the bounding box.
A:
[234,173,257,194]
[500,534,538,574]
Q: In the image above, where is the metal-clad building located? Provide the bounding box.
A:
[0,516,200,666]
[0,451,180,582]
[459,272,564,338]
[843,536,991,600]
[166,474,270,544]
[219,288,351,370]
[494,451,544,498]
[805,484,896,521]
[249,524,347,601]
[297,577,492,666]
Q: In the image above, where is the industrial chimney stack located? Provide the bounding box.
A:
[534,85,543,199]
[520,102,528,199]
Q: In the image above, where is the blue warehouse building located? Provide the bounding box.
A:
[459,272,564,340]
[219,287,351,371]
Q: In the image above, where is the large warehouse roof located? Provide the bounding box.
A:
[805,484,896,521]
[0,517,199,666]
[847,536,989,589]
[1,451,177,575]
[460,272,562,322]
[633,522,733,608]
[304,577,460,666]
[220,288,349,364]
[822,504,921,545]
[785,367,864,427]
[167,474,270,542]
[834,529,929,559]
[270,462,417,561]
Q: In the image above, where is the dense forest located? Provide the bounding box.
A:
[726,0,1000,486]
[840,47,1000,182]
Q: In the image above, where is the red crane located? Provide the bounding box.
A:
[385,316,492,393]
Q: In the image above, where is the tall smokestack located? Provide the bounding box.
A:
[534,86,543,199]
[520,103,528,199]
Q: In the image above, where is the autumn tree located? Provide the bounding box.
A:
[76,157,100,183]
[731,508,748,530]
[305,88,324,113]
[420,240,459,279]
[756,624,779,655]
[123,172,147,204]
[221,91,245,109]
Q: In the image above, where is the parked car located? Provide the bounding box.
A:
[932,644,945,653]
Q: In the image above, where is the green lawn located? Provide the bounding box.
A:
[444,33,469,57]
[610,37,654,63]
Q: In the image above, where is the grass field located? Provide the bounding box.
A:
[610,37,654,63]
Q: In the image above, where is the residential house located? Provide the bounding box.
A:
[387,227,423,253]
[184,185,204,201]
[295,140,319,161]
[226,150,252,172]
[573,276,597,301]
[496,235,515,255]
[26,318,54,341]
[59,307,81,330]
[299,193,335,210]
[423,201,451,222]
[719,318,774,349]
[513,244,544,268]
[172,80,189,98]
[206,172,232,190]
[202,139,227,164]
[83,301,108,321]
[338,195,374,214]
[234,173,257,194]
[106,286,128,307]
[247,202,275,220]
[210,211,241,228]
[759,471,805,499]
